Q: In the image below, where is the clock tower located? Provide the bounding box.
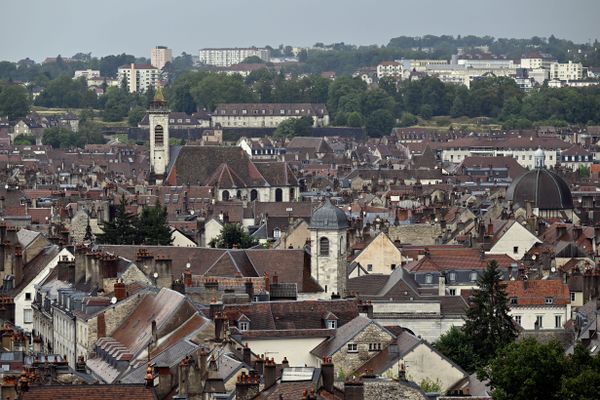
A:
[148,84,169,184]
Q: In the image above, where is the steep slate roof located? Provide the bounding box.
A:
[311,315,387,358]
[505,279,570,305]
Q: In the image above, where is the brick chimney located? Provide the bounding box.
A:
[57,255,75,283]
[245,280,254,301]
[255,354,265,375]
[13,245,23,287]
[177,357,190,397]
[281,356,289,370]
[263,358,277,389]
[153,255,172,288]
[321,357,334,393]
[242,343,252,366]
[209,299,224,319]
[114,280,127,302]
[235,371,260,400]
[344,379,364,400]
[214,312,226,341]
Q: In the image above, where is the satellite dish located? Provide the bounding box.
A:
[153,272,159,279]
[186,262,191,270]
[190,210,195,215]
[551,266,556,273]
[110,297,117,304]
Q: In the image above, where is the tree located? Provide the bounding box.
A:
[485,339,566,400]
[433,326,478,373]
[463,260,518,368]
[346,111,363,127]
[136,200,173,245]
[12,135,36,145]
[210,223,257,249]
[96,195,137,245]
[365,109,394,137]
[0,83,30,120]
[128,105,147,127]
[274,116,313,138]
[241,56,264,64]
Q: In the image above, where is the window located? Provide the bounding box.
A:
[513,246,519,254]
[239,322,249,331]
[273,228,281,239]
[23,309,33,324]
[555,315,562,328]
[326,320,337,329]
[470,272,478,282]
[514,315,522,325]
[347,343,358,353]
[367,264,373,272]
[319,237,330,256]
[510,297,518,305]
[449,289,456,296]
[425,274,433,284]
[545,297,554,304]
[25,292,31,301]
[391,264,396,270]
[368,343,382,351]
[536,315,543,329]
[448,272,457,282]
[154,125,164,145]
[570,292,576,302]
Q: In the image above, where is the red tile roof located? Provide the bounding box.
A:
[505,279,570,306]
[22,384,158,400]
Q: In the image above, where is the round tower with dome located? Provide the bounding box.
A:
[506,148,574,219]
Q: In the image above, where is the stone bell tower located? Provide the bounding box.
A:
[148,84,169,184]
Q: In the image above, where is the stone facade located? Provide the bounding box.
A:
[388,224,442,246]
[149,102,170,181]
[351,232,403,276]
[363,380,427,400]
[310,228,347,297]
[331,323,394,378]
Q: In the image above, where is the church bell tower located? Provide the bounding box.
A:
[149,84,169,184]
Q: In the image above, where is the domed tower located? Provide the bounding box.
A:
[507,148,573,219]
[149,84,169,184]
[309,198,349,298]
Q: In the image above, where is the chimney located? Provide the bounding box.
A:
[321,357,334,393]
[99,253,119,279]
[151,320,158,347]
[74,246,87,282]
[183,268,192,287]
[144,364,155,388]
[438,275,446,296]
[344,379,364,400]
[272,272,279,285]
[235,371,260,400]
[263,358,277,389]
[242,343,252,366]
[281,357,289,371]
[209,300,224,320]
[255,354,265,376]
[13,245,23,287]
[358,301,374,319]
[178,357,190,397]
[97,312,106,337]
[487,222,494,236]
[153,256,172,288]
[573,226,583,241]
[214,312,226,341]
[245,280,254,301]
[57,255,75,283]
[114,280,127,302]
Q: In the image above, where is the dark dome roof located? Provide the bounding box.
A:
[309,199,349,230]
[506,168,573,210]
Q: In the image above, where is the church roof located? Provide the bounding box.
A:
[309,198,349,230]
[506,168,573,210]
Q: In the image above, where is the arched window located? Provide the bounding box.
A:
[222,190,230,201]
[290,187,295,200]
[250,189,258,201]
[319,237,330,256]
[154,125,164,145]
[275,188,283,202]
[236,190,242,199]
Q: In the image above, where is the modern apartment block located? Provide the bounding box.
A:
[150,46,173,70]
[550,61,583,81]
[117,63,160,93]
[198,47,270,67]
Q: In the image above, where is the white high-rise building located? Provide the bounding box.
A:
[117,63,160,93]
[198,47,270,67]
[151,46,172,70]
[550,61,583,81]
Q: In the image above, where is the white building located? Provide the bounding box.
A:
[376,61,403,79]
[199,47,270,67]
[212,103,329,128]
[550,61,583,81]
[117,63,160,93]
[74,69,100,79]
[506,280,571,331]
[151,46,173,70]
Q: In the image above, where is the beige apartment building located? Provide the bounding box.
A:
[117,63,160,93]
[150,46,172,70]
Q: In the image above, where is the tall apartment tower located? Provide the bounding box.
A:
[151,46,173,70]
[148,85,169,184]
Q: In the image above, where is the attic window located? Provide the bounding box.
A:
[510,297,518,305]
[425,274,433,284]
[273,228,281,239]
[545,297,554,305]
[470,272,478,282]
[347,343,358,353]
[513,246,519,254]
[239,321,249,331]
[326,320,337,329]
[448,272,457,282]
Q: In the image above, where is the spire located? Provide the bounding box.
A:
[154,81,165,103]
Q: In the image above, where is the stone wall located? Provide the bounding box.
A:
[363,380,427,400]
[388,225,442,246]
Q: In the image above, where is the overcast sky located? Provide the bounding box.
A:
[2,0,599,62]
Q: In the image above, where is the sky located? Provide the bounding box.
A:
[1,0,600,62]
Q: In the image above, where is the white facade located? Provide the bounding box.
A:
[74,69,100,79]
[442,147,560,169]
[151,46,173,70]
[15,248,73,332]
[199,48,270,67]
[117,64,160,93]
[377,62,402,79]
[509,304,571,331]
[550,61,583,81]
[487,222,542,260]
[245,337,327,367]
[310,227,347,298]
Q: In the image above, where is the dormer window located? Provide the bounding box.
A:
[470,272,478,282]
[239,321,249,331]
[425,274,433,284]
[510,297,518,305]
[326,320,337,329]
[545,297,554,305]
[448,272,457,282]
